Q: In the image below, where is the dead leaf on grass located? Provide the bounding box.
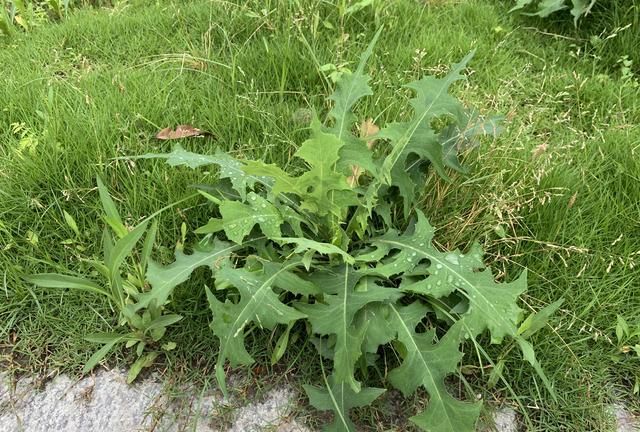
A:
[347,118,379,187]
[359,117,379,150]
[155,125,210,140]
[347,165,365,188]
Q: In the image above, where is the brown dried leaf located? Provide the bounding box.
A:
[347,165,365,187]
[346,118,379,187]
[359,118,379,150]
[155,125,208,140]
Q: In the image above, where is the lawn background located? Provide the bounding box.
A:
[1,0,639,430]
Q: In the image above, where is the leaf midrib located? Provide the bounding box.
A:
[228,212,280,226]
[379,239,515,334]
[335,75,361,141]
[389,304,455,430]
[383,76,455,178]
[223,261,300,351]
[143,243,239,307]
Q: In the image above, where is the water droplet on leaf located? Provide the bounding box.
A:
[445,254,459,265]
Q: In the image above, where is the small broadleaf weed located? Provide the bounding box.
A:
[510,0,597,24]
[28,30,553,431]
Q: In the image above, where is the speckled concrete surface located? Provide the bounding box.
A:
[491,407,518,432]
[2,370,636,432]
[612,403,640,432]
[0,370,309,432]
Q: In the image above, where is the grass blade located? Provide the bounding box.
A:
[25,273,112,300]
[144,314,183,334]
[63,210,80,237]
[107,220,149,276]
[96,176,128,239]
[140,220,158,272]
[82,336,125,373]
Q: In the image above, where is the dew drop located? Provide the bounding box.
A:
[436,281,442,286]
[447,275,453,283]
[445,254,459,265]
[435,264,443,270]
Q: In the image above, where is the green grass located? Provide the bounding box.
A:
[1,0,639,430]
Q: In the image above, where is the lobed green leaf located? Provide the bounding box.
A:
[367,210,526,343]
[295,265,402,391]
[388,304,481,432]
[138,238,237,311]
[208,261,307,396]
[376,51,474,214]
[304,374,385,432]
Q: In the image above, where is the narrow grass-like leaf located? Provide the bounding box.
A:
[84,258,111,279]
[127,351,159,383]
[85,333,128,344]
[271,321,295,365]
[518,298,564,338]
[102,227,114,263]
[0,9,12,37]
[25,273,112,300]
[107,220,149,277]
[516,337,557,400]
[82,336,125,373]
[140,220,158,273]
[144,314,183,334]
[96,176,128,239]
[63,210,80,237]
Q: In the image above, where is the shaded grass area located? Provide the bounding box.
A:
[1,0,639,430]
